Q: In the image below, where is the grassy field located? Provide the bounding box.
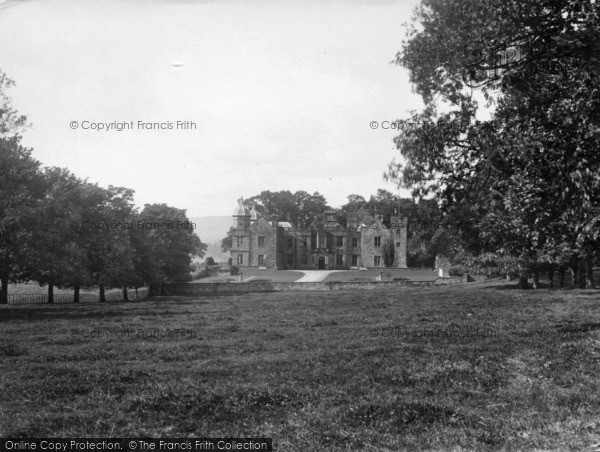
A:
[192,269,305,283]
[193,268,438,284]
[322,268,437,282]
[1,281,600,450]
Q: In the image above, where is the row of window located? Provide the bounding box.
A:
[237,236,269,247]
[374,237,403,249]
[236,254,387,267]
[236,236,402,249]
[238,254,266,266]
[237,236,362,248]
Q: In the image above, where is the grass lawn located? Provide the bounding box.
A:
[323,268,438,283]
[194,268,437,284]
[192,269,304,283]
[2,282,600,450]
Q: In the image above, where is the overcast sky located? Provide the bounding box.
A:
[0,0,423,216]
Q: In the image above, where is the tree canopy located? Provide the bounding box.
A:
[386,0,600,287]
[246,190,331,228]
[0,69,207,303]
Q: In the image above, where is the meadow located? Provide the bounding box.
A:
[192,268,438,284]
[1,281,600,450]
[192,269,304,283]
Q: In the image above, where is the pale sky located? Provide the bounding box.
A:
[0,0,423,216]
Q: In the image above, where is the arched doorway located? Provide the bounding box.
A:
[318,256,326,269]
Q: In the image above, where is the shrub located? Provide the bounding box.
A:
[449,251,521,277]
[230,265,239,276]
[219,265,232,275]
[195,267,211,279]
[434,255,451,269]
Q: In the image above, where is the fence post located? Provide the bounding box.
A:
[47,283,54,304]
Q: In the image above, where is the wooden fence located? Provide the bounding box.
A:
[6,287,149,305]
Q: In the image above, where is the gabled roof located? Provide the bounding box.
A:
[250,217,274,231]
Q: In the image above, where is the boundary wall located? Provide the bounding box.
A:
[162,275,488,296]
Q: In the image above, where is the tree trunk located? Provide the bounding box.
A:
[0,271,7,304]
[149,283,158,296]
[559,266,565,288]
[73,284,80,303]
[578,260,587,288]
[570,266,577,289]
[518,273,529,289]
[533,270,540,289]
[47,283,54,304]
[99,284,106,302]
[122,286,128,301]
[135,286,139,299]
[585,257,595,289]
[548,268,554,288]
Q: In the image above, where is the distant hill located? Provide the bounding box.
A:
[189,216,232,264]
[189,216,231,243]
[201,242,230,264]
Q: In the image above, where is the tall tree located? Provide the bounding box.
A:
[133,203,205,295]
[0,71,28,137]
[292,191,330,228]
[25,168,91,303]
[82,185,137,302]
[386,0,600,287]
[0,71,39,304]
[344,194,367,213]
[221,226,233,254]
[246,190,330,227]
[0,137,45,304]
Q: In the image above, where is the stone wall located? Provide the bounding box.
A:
[161,276,483,296]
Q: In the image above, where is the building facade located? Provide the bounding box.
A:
[230,198,407,270]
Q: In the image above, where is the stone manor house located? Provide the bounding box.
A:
[230,198,407,270]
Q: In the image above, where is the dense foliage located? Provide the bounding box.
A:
[386,0,600,287]
[0,70,206,303]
